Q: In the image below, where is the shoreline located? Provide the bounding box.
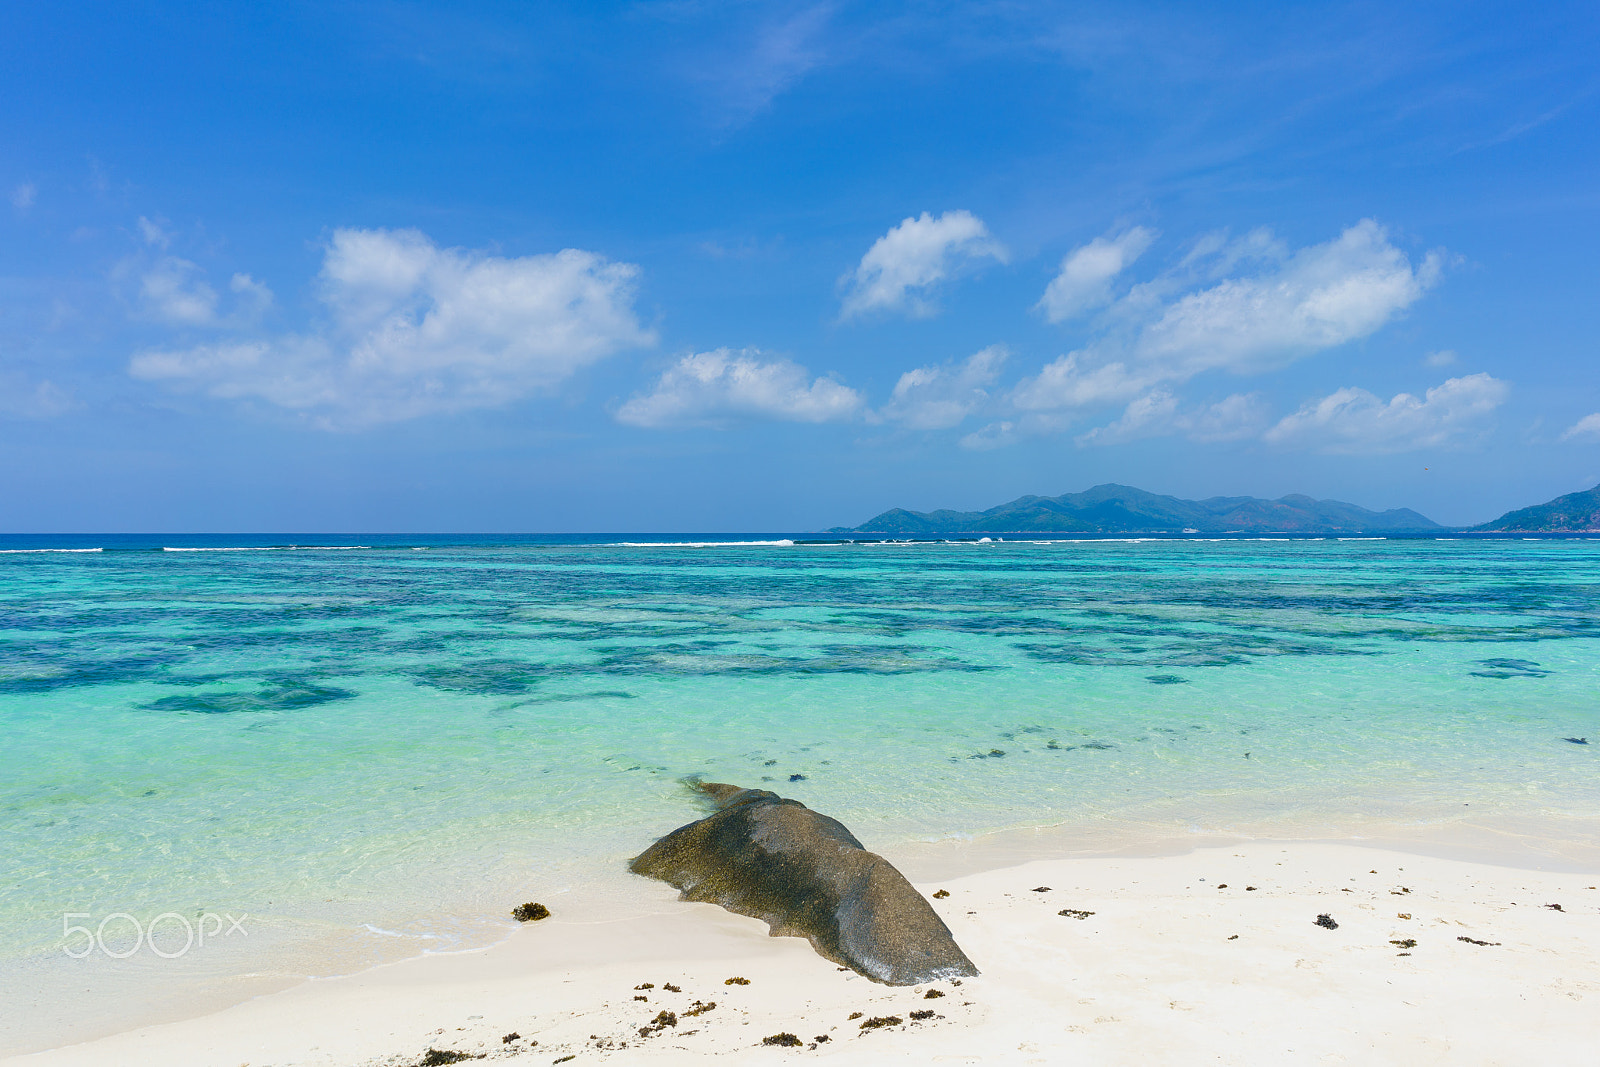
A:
[6,824,1599,1066]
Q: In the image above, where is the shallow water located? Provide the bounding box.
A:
[2,535,1598,1050]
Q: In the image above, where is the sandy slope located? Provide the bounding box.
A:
[7,841,1599,1067]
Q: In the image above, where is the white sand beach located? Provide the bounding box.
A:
[8,838,1599,1067]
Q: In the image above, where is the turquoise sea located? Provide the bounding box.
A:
[3,534,1599,1052]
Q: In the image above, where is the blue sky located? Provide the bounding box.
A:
[3,1,1597,531]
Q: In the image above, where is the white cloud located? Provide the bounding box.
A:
[137,216,169,248]
[616,348,863,428]
[131,228,652,427]
[1172,227,1287,283]
[1075,389,1180,445]
[1184,392,1270,442]
[1006,220,1441,443]
[230,272,273,317]
[1074,390,1267,446]
[703,5,833,123]
[839,210,1006,319]
[114,216,275,328]
[1561,413,1600,442]
[11,183,36,212]
[879,345,1006,430]
[1263,373,1508,454]
[1424,349,1457,367]
[137,256,220,325]
[1011,354,1154,412]
[128,260,271,327]
[958,420,1019,451]
[1134,219,1440,378]
[1036,226,1156,323]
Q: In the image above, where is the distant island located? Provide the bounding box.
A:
[834,481,1600,537]
[835,484,1439,536]
[1470,483,1600,533]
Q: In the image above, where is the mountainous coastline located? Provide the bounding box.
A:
[1471,483,1600,533]
[836,484,1441,536]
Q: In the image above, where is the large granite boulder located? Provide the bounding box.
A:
[630,782,978,985]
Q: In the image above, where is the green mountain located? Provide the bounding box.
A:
[835,483,1440,536]
[1472,483,1600,533]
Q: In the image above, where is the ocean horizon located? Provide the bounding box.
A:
[5,529,1597,554]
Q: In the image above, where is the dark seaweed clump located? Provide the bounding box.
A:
[145,682,355,714]
[511,902,550,922]
[418,1050,479,1066]
[1470,658,1550,679]
[639,1010,677,1037]
[762,1033,802,1046]
[412,659,550,695]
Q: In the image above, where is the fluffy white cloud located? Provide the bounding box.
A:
[1184,392,1271,442]
[1036,227,1156,323]
[1135,219,1440,377]
[1263,373,1508,453]
[1561,413,1600,442]
[879,345,1006,429]
[616,348,863,428]
[958,419,1019,451]
[228,272,273,316]
[1009,220,1441,441]
[1010,354,1153,412]
[116,215,274,327]
[1074,390,1267,446]
[1074,389,1179,445]
[839,210,1006,319]
[1424,349,1457,367]
[136,257,220,325]
[131,228,652,427]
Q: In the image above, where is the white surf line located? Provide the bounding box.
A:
[0,547,103,553]
[162,545,372,551]
[361,924,446,940]
[610,539,797,547]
